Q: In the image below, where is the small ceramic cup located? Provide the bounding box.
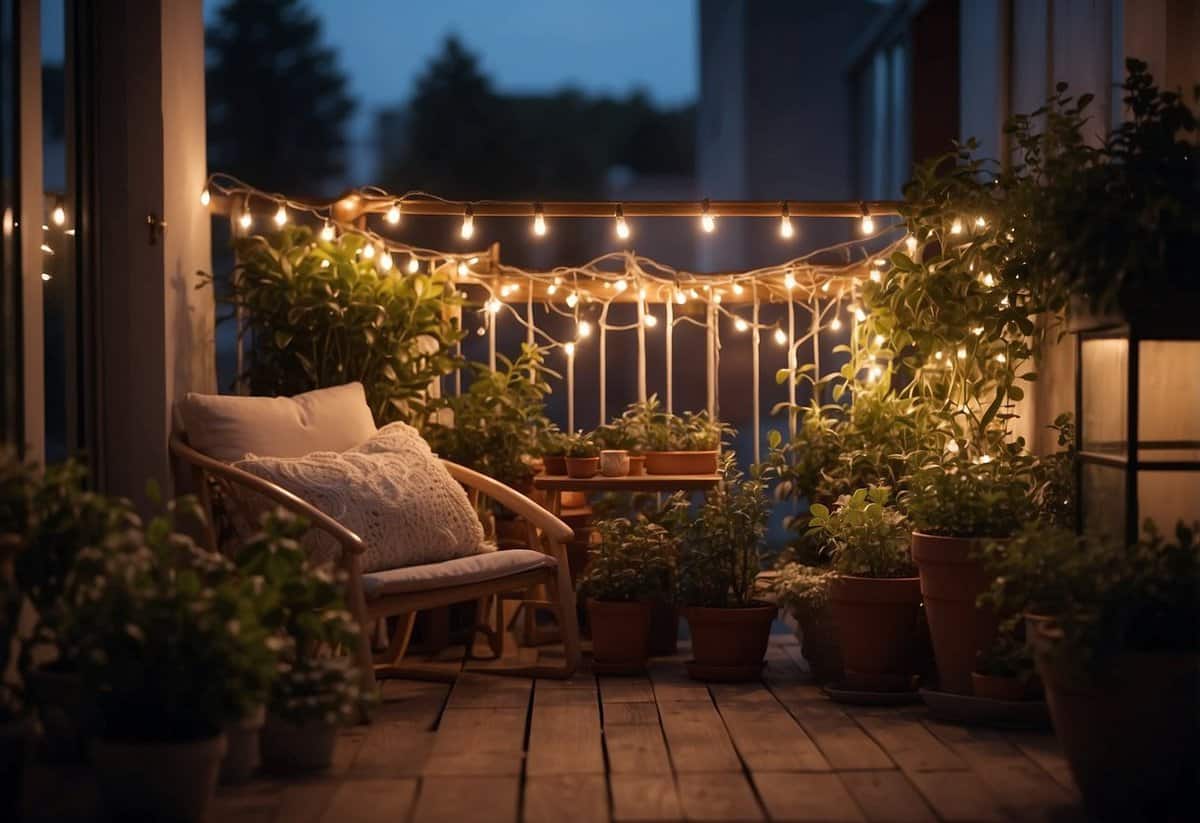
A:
[599,449,630,477]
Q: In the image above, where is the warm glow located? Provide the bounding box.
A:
[578,320,592,338]
[274,205,288,227]
[239,210,253,230]
[485,297,502,314]
[321,223,336,242]
[957,347,967,359]
[616,215,630,239]
[644,312,658,328]
[783,271,796,290]
[362,243,376,260]
[547,283,558,295]
[780,215,794,238]
[981,272,996,288]
[950,218,963,235]
[869,270,881,283]
[773,328,788,345]
[975,216,986,228]
[533,212,547,237]
[51,205,66,226]
[731,282,744,295]
[407,256,420,274]
[675,290,687,305]
[855,307,867,322]
[199,189,211,207]
[457,262,469,278]
[379,251,393,272]
[701,213,716,233]
[564,342,575,356]
[461,210,475,239]
[734,317,749,332]
[830,317,842,331]
[905,235,918,254]
[614,279,628,293]
[860,214,874,234]
[566,292,579,308]
[874,334,885,346]
[386,203,401,224]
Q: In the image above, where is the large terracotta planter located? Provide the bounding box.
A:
[911,531,999,694]
[627,455,646,477]
[829,575,922,691]
[648,599,679,656]
[644,450,719,475]
[93,733,226,823]
[260,715,338,773]
[1032,637,1198,821]
[684,603,776,679]
[588,599,652,672]
[970,672,1026,702]
[792,602,844,684]
[542,455,567,475]
[25,664,90,761]
[565,457,600,478]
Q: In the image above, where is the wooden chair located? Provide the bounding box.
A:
[169,433,581,701]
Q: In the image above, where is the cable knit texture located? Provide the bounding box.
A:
[236,422,491,572]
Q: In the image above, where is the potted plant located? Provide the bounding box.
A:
[66,496,276,823]
[677,457,776,681]
[238,511,365,774]
[592,423,634,477]
[1003,520,1198,821]
[904,452,1037,694]
[613,402,656,476]
[0,528,31,823]
[806,487,921,691]
[579,517,677,672]
[563,432,600,478]
[645,409,728,475]
[773,563,841,684]
[971,624,1035,702]
[540,428,569,476]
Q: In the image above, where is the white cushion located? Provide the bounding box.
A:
[236,422,490,573]
[361,549,555,599]
[179,383,378,463]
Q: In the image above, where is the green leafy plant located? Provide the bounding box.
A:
[807,487,914,578]
[538,426,570,458]
[975,626,1033,681]
[772,563,835,616]
[677,456,772,608]
[214,226,464,423]
[564,431,600,458]
[903,447,1038,539]
[420,344,556,489]
[619,396,730,452]
[592,422,637,451]
[578,517,678,602]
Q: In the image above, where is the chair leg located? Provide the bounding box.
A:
[375,612,415,667]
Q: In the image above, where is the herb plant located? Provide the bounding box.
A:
[904,448,1038,539]
[578,517,678,603]
[564,431,600,458]
[807,487,914,578]
[772,563,835,616]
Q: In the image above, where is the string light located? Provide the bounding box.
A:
[382,202,399,225]
[407,255,420,274]
[869,270,881,283]
[274,204,288,227]
[700,199,715,233]
[644,312,658,328]
[779,202,794,238]
[362,243,376,260]
[675,290,687,305]
[874,334,885,346]
[484,297,502,314]
[566,292,579,308]
[638,286,647,301]
[773,328,788,345]
[379,251,393,272]
[51,200,66,226]
[614,204,630,240]
[457,261,469,278]
[830,317,842,331]
[321,260,330,269]
[783,271,796,290]
[320,222,335,242]
[981,272,996,288]
[821,281,831,293]
[734,317,749,332]
[547,283,558,295]
[869,365,883,381]
[41,272,51,281]
[859,203,874,234]
[199,188,210,207]
[40,243,53,255]
[905,235,918,254]
[975,216,986,229]
[578,320,592,338]
[950,218,963,235]
[934,350,944,360]
[532,203,547,237]
[238,208,252,230]
[972,326,984,336]
[957,347,967,359]
[614,279,628,293]
[564,342,575,356]
[461,206,475,240]
[712,293,722,305]
[731,282,744,296]
[995,353,1007,363]
[856,307,867,322]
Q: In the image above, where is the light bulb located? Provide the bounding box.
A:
[274,205,287,227]
[783,272,796,290]
[40,243,53,254]
[476,327,486,336]
[821,281,831,293]
[564,342,575,357]
[689,289,699,299]
[831,317,842,331]
[644,313,658,328]
[547,283,558,296]
[981,272,996,288]
[485,297,501,314]
[995,353,1007,363]
[860,214,874,234]
[199,188,211,207]
[532,204,547,237]
[713,294,722,305]
[935,350,944,360]
[780,215,794,239]
[407,256,420,274]
[846,303,858,316]
[457,262,469,278]
[856,307,867,322]
[773,328,788,346]
[379,251,393,272]
[41,272,51,281]
[578,320,592,338]
[700,199,715,233]
[320,222,335,242]
[675,290,687,305]
[950,218,963,235]
[51,204,66,226]
[975,216,986,228]
[874,334,885,346]
[553,276,563,285]
[638,287,647,301]
[869,365,883,381]
[566,293,579,308]
[734,318,749,332]
[362,243,376,260]
[461,209,475,240]
[614,279,628,293]
[972,326,984,336]
[869,270,881,283]
[320,260,331,269]
[386,203,401,225]
[239,210,252,230]
[905,235,918,254]
[731,283,744,296]
[957,347,967,359]
[615,205,630,240]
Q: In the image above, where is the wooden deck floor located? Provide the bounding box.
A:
[197,633,1082,823]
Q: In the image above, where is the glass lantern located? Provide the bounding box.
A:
[1075,307,1200,545]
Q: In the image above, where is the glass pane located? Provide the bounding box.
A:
[1081,337,1128,456]
[0,0,21,445]
[1082,462,1127,539]
[1138,471,1200,533]
[1139,341,1200,462]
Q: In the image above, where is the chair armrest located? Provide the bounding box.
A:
[440,461,574,544]
[169,434,366,555]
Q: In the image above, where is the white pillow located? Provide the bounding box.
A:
[236,422,491,572]
[180,383,378,463]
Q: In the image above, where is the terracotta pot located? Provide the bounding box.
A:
[648,600,679,656]
[261,715,338,773]
[627,455,646,476]
[599,450,630,477]
[543,455,567,475]
[684,603,776,673]
[93,733,226,823]
[792,602,844,685]
[911,531,1000,695]
[25,664,90,761]
[1034,644,1198,821]
[588,599,652,671]
[0,718,32,823]
[970,672,1026,702]
[644,450,719,475]
[565,457,600,478]
[220,705,265,784]
[829,575,922,691]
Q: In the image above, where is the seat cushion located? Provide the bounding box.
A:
[236,422,490,572]
[362,549,556,599]
[180,382,378,463]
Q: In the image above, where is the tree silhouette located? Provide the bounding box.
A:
[206,0,356,194]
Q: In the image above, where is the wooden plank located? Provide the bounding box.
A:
[905,770,1006,822]
[374,679,450,722]
[445,671,532,709]
[423,706,526,776]
[208,785,279,823]
[709,682,777,705]
[1005,730,1078,793]
[603,701,661,725]
[648,660,709,701]
[839,771,936,823]
[599,676,655,703]
[412,775,520,823]
[776,698,893,770]
[852,711,967,773]
[348,720,437,778]
[752,772,865,822]
[527,702,605,776]
[524,775,608,823]
[609,773,684,822]
[714,699,830,773]
[658,700,743,773]
[605,722,673,774]
[319,778,418,823]
[675,772,764,822]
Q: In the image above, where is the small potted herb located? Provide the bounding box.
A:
[593,423,634,477]
[904,452,1036,694]
[773,563,841,684]
[579,517,677,672]
[808,487,921,691]
[540,428,569,476]
[645,410,728,475]
[972,624,1035,702]
[677,457,776,680]
[564,432,600,478]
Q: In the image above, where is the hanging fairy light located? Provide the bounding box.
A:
[532,203,547,237]
[734,317,749,332]
[675,289,687,305]
[362,243,376,260]
[731,282,744,296]
[320,222,335,242]
[484,297,502,314]
[783,270,796,290]
[773,327,788,346]
[950,217,963,235]
[855,307,867,322]
[905,234,918,254]
[460,205,475,240]
[407,255,420,274]
[981,272,996,288]
[273,204,288,227]
[566,292,580,308]
[386,202,401,225]
[614,204,630,240]
[564,341,575,356]
[859,203,874,234]
[644,312,658,328]
[51,199,66,226]
[577,320,592,338]
[974,216,986,229]
[238,201,253,230]
[379,251,393,272]
[614,278,628,293]
[700,198,715,233]
[547,283,559,296]
[457,261,469,278]
[199,188,211,207]
[831,317,842,331]
[779,202,794,239]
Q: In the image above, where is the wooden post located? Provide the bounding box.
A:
[787,296,797,440]
[810,298,821,404]
[752,282,760,463]
[636,294,647,403]
[665,297,674,413]
[705,298,716,417]
[566,346,575,434]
